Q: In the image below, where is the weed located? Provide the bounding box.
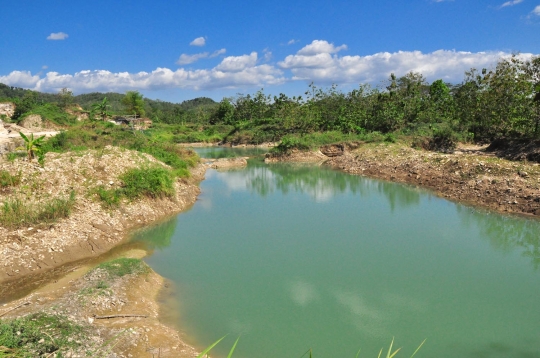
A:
[0,191,76,228]
[0,313,85,357]
[0,170,21,188]
[93,258,150,278]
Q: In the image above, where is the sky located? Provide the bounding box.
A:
[0,0,539,103]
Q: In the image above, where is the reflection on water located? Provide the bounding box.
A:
[457,207,540,268]
[133,156,540,358]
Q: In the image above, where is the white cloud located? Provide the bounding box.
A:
[532,5,540,15]
[500,0,523,8]
[0,53,284,93]
[287,39,299,45]
[215,52,258,72]
[209,48,227,58]
[279,46,535,84]
[1,40,536,94]
[47,32,68,40]
[190,36,206,46]
[176,49,227,65]
[297,40,347,56]
[176,52,209,65]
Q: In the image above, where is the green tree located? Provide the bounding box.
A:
[121,91,145,117]
[57,87,74,108]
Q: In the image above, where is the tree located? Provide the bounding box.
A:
[58,87,73,108]
[91,97,111,121]
[121,91,145,117]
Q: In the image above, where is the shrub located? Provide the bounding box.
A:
[120,167,175,199]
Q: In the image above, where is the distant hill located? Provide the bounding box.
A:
[0,83,218,124]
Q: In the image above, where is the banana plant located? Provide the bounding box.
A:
[92,97,111,121]
[18,132,45,162]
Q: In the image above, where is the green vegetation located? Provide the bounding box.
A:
[121,90,146,117]
[197,336,425,358]
[0,191,75,228]
[17,132,45,164]
[0,313,85,357]
[93,258,150,278]
[94,166,175,207]
[0,170,20,188]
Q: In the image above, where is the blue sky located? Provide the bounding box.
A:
[1,0,539,102]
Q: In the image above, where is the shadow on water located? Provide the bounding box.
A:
[457,206,540,268]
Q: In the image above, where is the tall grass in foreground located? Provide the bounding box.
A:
[0,170,21,188]
[0,191,76,228]
[197,337,426,358]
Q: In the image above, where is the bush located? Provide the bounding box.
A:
[120,167,175,199]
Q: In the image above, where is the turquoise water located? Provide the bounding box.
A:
[132,152,540,358]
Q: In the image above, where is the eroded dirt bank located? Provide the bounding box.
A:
[321,143,540,217]
[0,146,205,288]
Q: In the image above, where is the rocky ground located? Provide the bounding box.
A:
[0,146,204,289]
[0,249,199,357]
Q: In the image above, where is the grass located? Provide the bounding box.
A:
[0,313,85,357]
[93,166,176,208]
[40,121,199,178]
[0,171,20,188]
[93,258,150,278]
[0,191,76,228]
[197,337,426,358]
[271,131,385,154]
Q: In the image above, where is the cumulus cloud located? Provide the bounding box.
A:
[532,5,540,15]
[279,44,535,84]
[215,52,258,72]
[297,40,347,56]
[1,40,536,94]
[0,53,284,93]
[190,36,206,46]
[47,32,68,40]
[176,48,226,65]
[500,0,523,8]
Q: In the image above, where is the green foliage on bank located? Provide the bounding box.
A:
[0,313,85,357]
[0,191,76,228]
[94,258,150,278]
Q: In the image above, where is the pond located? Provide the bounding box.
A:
[131,149,540,358]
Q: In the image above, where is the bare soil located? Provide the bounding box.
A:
[322,142,540,217]
[0,249,200,357]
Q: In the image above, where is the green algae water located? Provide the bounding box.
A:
[133,152,540,358]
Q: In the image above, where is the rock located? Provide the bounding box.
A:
[19,114,43,129]
[320,144,345,157]
[0,102,16,119]
[518,171,529,178]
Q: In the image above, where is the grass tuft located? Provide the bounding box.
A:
[0,313,84,357]
[0,170,21,188]
[0,191,76,228]
[94,258,150,278]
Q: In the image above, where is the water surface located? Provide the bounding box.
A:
[133,151,540,358]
